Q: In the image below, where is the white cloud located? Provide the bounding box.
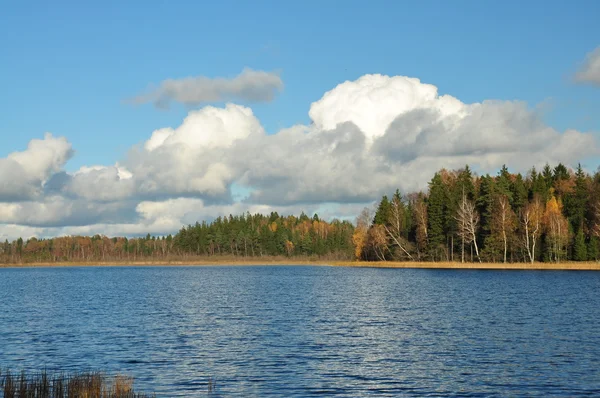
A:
[309,74,467,142]
[575,46,600,86]
[131,68,283,108]
[1,73,597,239]
[0,133,73,201]
[126,103,263,199]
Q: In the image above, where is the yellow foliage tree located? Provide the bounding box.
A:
[284,240,294,256]
[544,195,569,262]
[352,207,372,260]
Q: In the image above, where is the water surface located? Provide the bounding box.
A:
[1,266,599,396]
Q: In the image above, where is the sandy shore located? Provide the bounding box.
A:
[2,259,600,270]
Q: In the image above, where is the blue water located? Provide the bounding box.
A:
[1,266,600,397]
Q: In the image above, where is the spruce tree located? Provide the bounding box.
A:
[476,175,495,246]
[511,173,528,213]
[373,195,392,225]
[496,164,513,202]
[427,173,449,259]
[588,236,599,261]
[574,227,588,261]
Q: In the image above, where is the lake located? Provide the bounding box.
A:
[1,265,599,396]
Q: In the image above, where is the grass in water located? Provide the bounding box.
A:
[0,369,154,398]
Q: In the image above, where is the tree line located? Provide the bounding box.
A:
[355,163,600,263]
[0,212,355,263]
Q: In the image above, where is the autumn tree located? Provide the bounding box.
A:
[544,195,569,263]
[352,207,372,260]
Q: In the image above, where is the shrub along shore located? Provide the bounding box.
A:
[0,369,154,398]
[2,257,600,270]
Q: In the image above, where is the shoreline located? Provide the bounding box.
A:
[2,259,600,270]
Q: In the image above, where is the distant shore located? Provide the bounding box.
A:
[2,259,600,270]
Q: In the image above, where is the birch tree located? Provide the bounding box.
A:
[383,193,414,260]
[522,196,543,264]
[544,195,569,263]
[455,193,481,262]
[409,193,428,259]
[492,194,516,263]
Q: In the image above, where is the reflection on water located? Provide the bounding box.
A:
[1,266,600,396]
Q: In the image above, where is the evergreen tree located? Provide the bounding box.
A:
[496,165,513,202]
[588,236,599,261]
[574,227,588,261]
[530,167,546,200]
[373,195,392,225]
[427,173,447,259]
[511,173,528,213]
[476,175,495,246]
[542,163,554,188]
[553,163,570,182]
[567,164,588,232]
[16,237,23,258]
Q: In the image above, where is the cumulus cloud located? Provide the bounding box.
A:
[1,73,597,239]
[130,68,283,108]
[127,103,263,200]
[0,133,73,201]
[309,75,466,142]
[575,46,600,86]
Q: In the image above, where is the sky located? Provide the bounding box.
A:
[0,0,599,240]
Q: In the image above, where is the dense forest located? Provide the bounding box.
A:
[0,212,355,263]
[2,162,600,264]
[356,163,600,263]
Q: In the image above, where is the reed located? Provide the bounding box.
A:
[3,256,600,270]
[332,260,600,270]
[0,369,153,398]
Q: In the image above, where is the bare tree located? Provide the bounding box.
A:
[368,224,388,261]
[522,196,543,264]
[383,194,414,260]
[409,193,428,260]
[592,200,600,238]
[455,193,481,262]
[492,195,516,263]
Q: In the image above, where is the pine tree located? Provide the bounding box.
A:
[574,227,588,261]
[477,175,495,248]
[588,236,599,261]
[543,164,554,189]
[568,164,588,231]
[427,173,447,259]
[510,173,528,213]
[496,165,513,202]
[530,167,548,201]
[373,195,392,225]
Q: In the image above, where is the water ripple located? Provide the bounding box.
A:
[1,266,600,396]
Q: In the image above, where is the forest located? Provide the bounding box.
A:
[355,163,600,263]
[0,212,355,263]
[1,162,600,264]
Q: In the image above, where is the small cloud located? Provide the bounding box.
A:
[574,46,600,86]
[129,68,284,109]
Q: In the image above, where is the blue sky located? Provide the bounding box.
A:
[0,0,599,239]
[2,0,599,170]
